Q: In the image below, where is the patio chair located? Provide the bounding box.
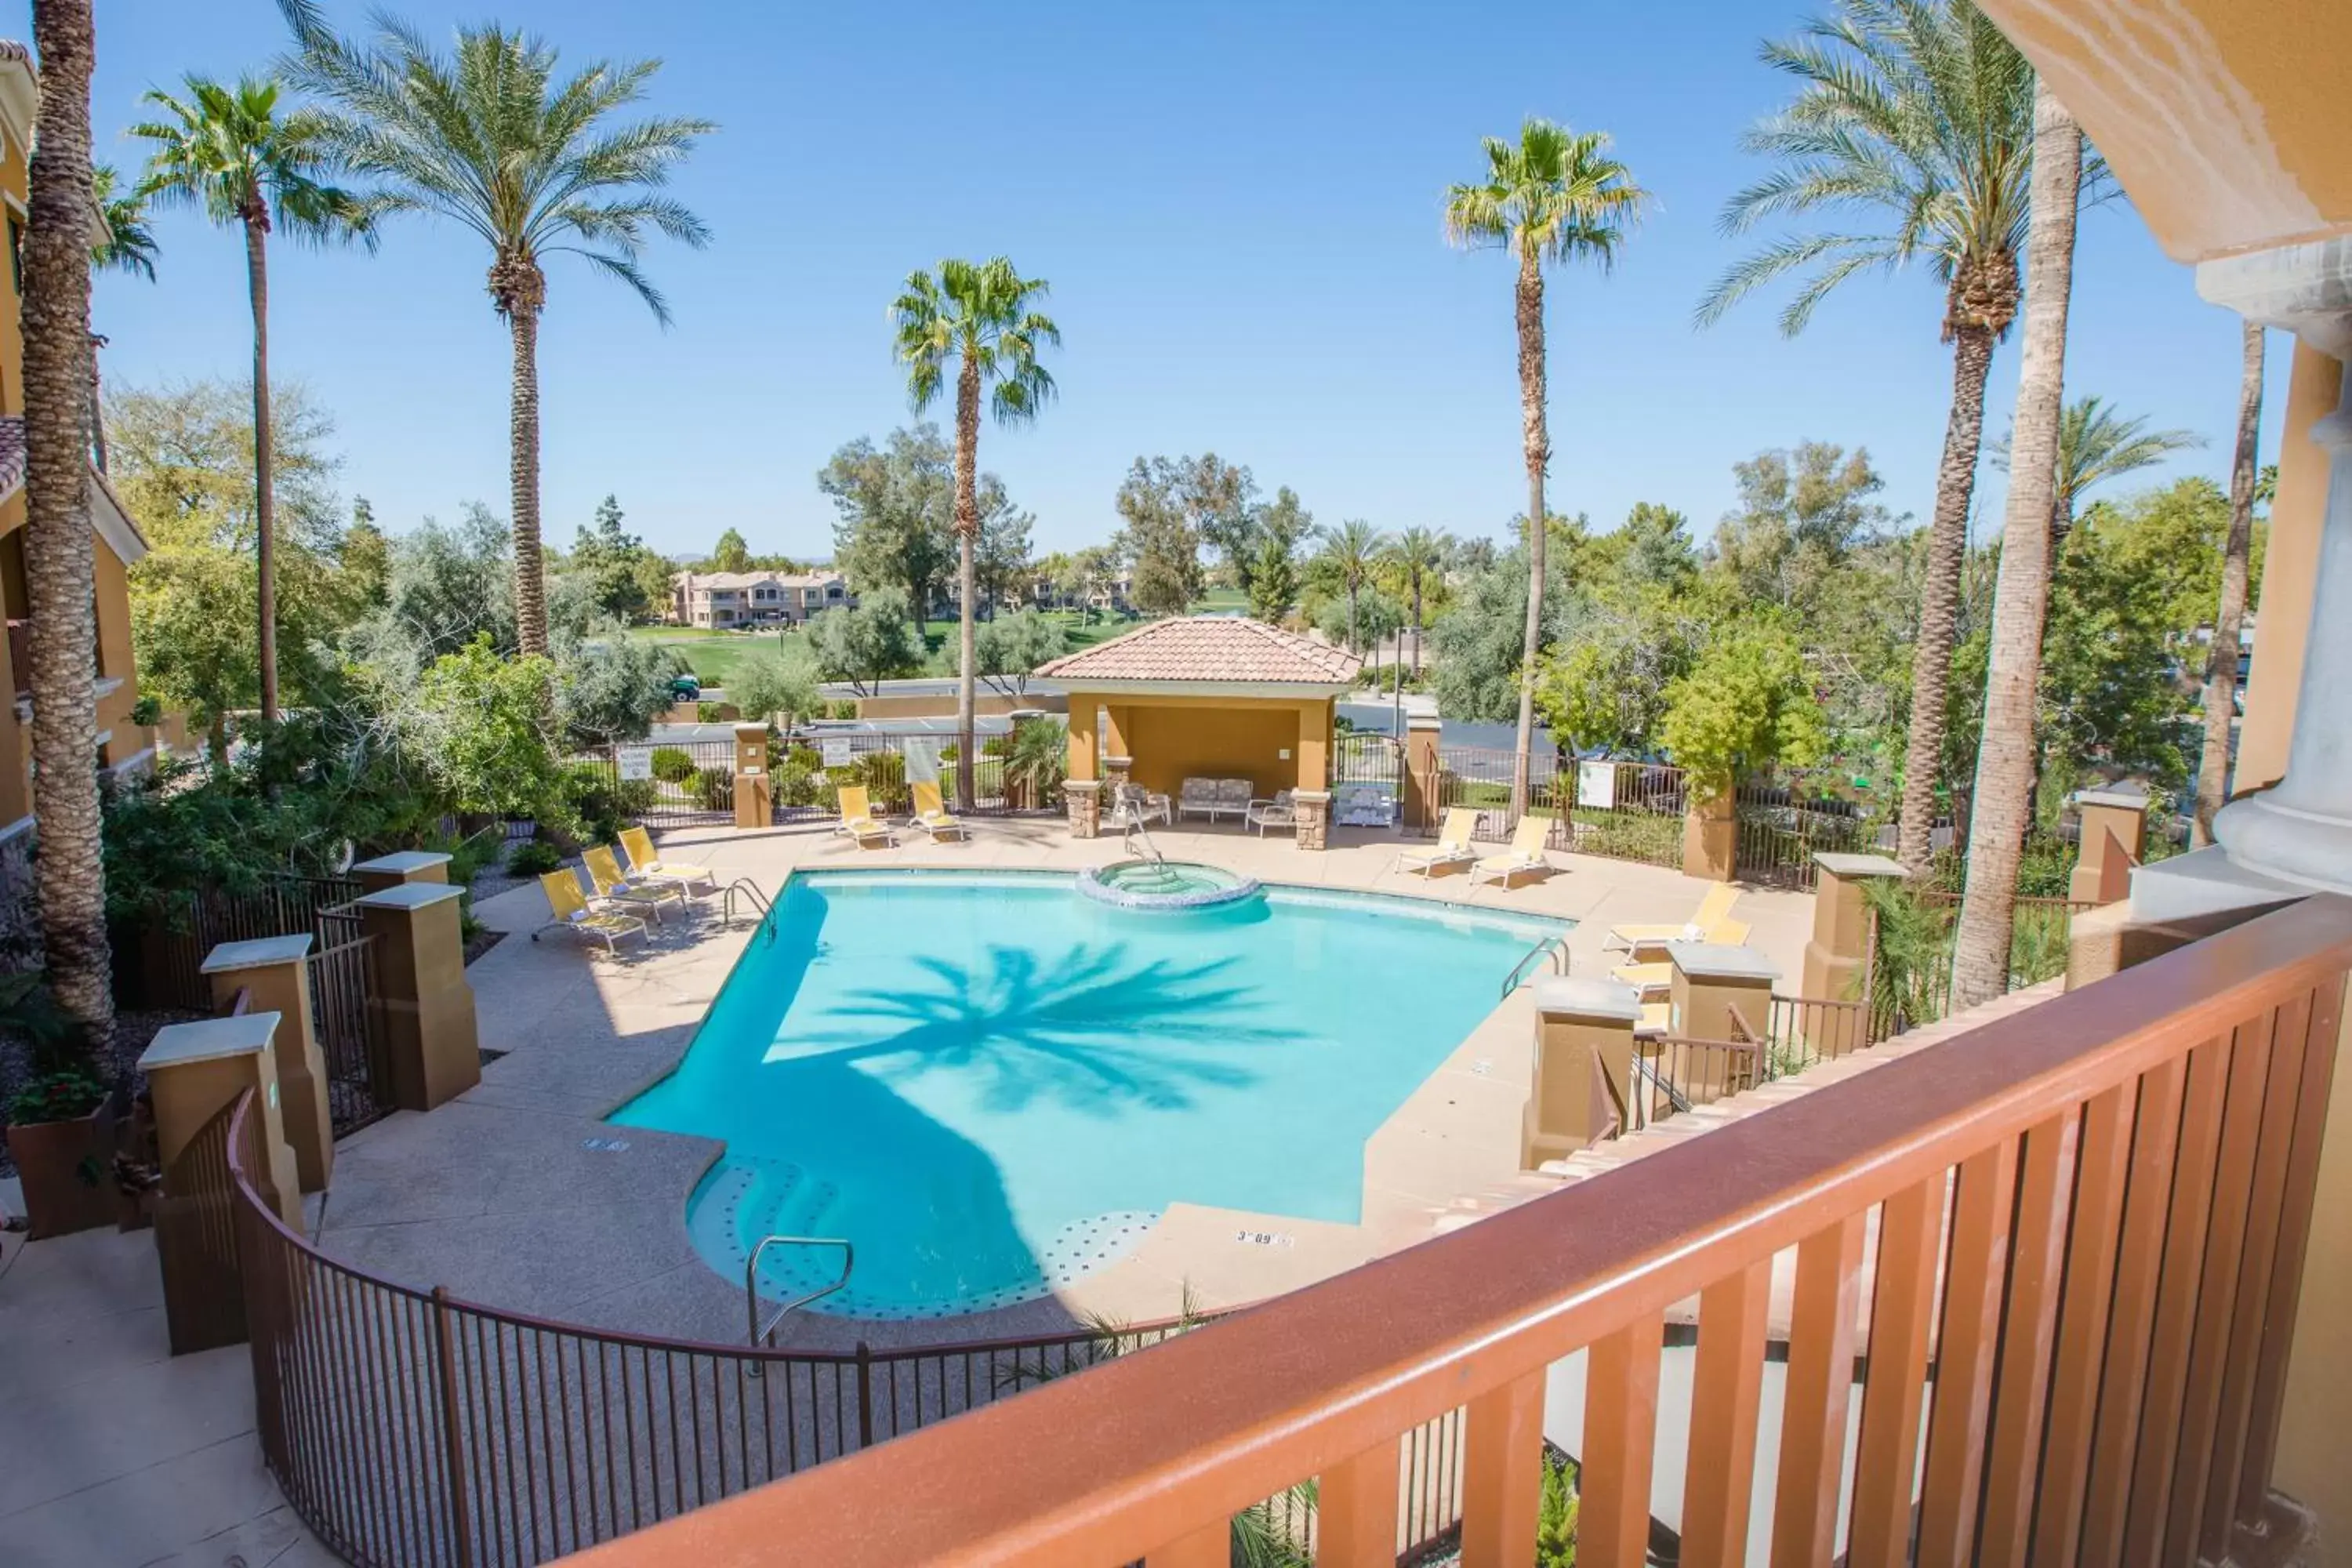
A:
[1109,783,1171,828]
[532,870,647,953]
[1213,779,1254,821]
[1247,789,1298,837]
[1602,884,1741,956]
[833,785,895,848]
[583,844,688,924]
[619,826,717,895]
[1468,814,1558,889]
[908,780,969,842]
[1610,922,1753,996]
[1396,807,1480,877]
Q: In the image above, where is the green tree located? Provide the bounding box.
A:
[554,630,684,746]
[1708,442,1896,610]
[393,635,564,820]
[89,163,160,476]
[1116,459,1203,617]
[809,587,922,695]
[2197,322,2265,844]
[1952,79,2085,1010]
[1173,453,1260,586]
[973,490,1035,617]
[892,257,1060,808]
[709,526,752,574]
[1537,585,1707,757]
[569,494,654,622]
[1656,619,1828,797]
[1700,0,2037,873]
[1446,116,1650,820]
[132,73,372,721]
[1384,526,1450,673]
[974,608,1070,699]
[724,643,820,727]
[1315,518,1388,652]
[820,426,956,630]
[1247,532,1300,623]
[1992,394,2202,546]
[280,1,713,657]
[1428,543,1572,724]
[1615,501,1697,590]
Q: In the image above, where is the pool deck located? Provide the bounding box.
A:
[314,816,1813,1352]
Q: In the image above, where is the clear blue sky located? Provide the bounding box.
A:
[83,0,2285,563]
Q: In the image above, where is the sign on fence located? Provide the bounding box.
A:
[618,747,653,782]
[822,738,853,768]
[1577,758,1617,811]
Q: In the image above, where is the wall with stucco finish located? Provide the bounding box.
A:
[2236,341,2341,793]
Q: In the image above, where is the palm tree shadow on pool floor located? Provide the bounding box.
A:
[787,942,1306,1116]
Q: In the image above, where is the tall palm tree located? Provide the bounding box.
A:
[891,258,1058,810]
[132,75,369,721]
[1446,119,1649,821]
[88,163,158,475]
[1699,0,2036,874]
[1385,525,1449,675]
[1993,393,2201,544]
[1950,79,2083,1010]
[23,0,112,1040]
[2194,321,2265,845]
[275,1,712,656]
[1318,518,1387,653]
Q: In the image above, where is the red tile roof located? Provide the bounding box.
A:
[1035,616,1363,686]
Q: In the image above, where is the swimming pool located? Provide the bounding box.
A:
[609,870,1565,1319]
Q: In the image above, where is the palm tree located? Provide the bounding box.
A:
[1949,79,2083,1010]
[891,259,1059,811]
[1317,518,1387,653]
[1385,525,1449,675]
[1993,393,2201,544]
[88,164,158,474]
[1699,0,2036,874]
[2195,321,2265,845]
[276,1,713,656]
[1446,119,1649,822]
[23,0,113,1040]
[132,74,370,722]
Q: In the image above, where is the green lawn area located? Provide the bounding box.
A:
[623,626,809,686]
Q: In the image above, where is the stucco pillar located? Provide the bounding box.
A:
[2191,241,2352,896]
[139,1013,300,1232]
[1526,977,1639,1165]
[351,850,451,895]
[358,883,479,1112]
[733,721,771,830]
[1065,695,1098,783]
[1681,786,1737,883]
[1403,713,1442,831]
[2239,339,2343,793]
[1294,701,1330,793]
[1667,942,1780,1044]
[1292,789,1330,851]
[201,935,331,1194]
[1802,852,1906,1011]
[2069,786,2147,905]
[1065,779,1103,839]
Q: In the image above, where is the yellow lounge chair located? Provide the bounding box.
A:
[1602,884,1742,956]
[1396,807,1480,878]
[583,844,687,923]
[532,869,647,953]
[1610,960,1673,996]
[833,784,895,848]
[907,779,967,842]
[619,825,717,894]
[1468,814,1557,888]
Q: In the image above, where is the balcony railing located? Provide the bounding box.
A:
[571,893,2351,1568]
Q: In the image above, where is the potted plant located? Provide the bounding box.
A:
[0,971,116,1239]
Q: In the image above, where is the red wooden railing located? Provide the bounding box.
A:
[569,894,2351,1568]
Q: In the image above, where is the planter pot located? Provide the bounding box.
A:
[6,1102,118,1240]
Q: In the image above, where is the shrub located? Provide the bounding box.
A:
[506,840,564,876]
[696,701,731,723]
[855,749,907,806]
[829,700,860,720]
[559,764,655,845]
[650,746,698,784]
[771,756,825,808]
[6,1068,109,1125]
[1004,719,1068,808]
[691,766,733,811]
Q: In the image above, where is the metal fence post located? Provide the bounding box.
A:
[855,1341,875,1450]
[431,1287,477,1568]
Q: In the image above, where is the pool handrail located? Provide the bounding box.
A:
[1499,931,1568,998]
[720,877,774,938]
[746,1232,855,1354]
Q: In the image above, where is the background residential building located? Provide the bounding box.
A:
[669,568,853,626]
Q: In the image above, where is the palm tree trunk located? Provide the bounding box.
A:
[1951,82,2083,1009]
[953,359,981,811]
[22,0,113,1042]
[1511,249,1548,822]
[2195,319,2266,845]
[508,303,547,656]
[1896,321,1999,874]
[245,211,279,721]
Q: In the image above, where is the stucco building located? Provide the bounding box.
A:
[669,568,853,627]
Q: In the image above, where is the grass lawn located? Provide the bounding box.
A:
[623,626,812,686]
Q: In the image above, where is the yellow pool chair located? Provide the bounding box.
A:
[1396,807,1480,878]
[619,826,717,895]
[533,869,647,953]
[907,779,968,842]
[1468,814,1557,889]
[583,844,687,923]
[833,785,895,848]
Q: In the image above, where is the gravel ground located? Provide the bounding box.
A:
[0,1005,201,1179]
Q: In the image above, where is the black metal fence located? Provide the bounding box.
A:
[562,731,1047,831]
[1419,748,1686,870]
[311,933,390,1137]
[1731,775,1879,890]
[116,874,368,1014]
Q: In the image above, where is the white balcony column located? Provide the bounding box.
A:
[2138,240,2352,918]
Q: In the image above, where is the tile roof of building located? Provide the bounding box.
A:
[0,416,149,565]
[672,569,845,592]
[1034,616,1363,686]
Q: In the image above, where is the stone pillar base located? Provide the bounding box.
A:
[1065,779,1103,840]
[1528,978,1641,1163]
[1293,789,1331,851]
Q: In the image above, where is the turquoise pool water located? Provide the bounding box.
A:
[609,870,1564,1319]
